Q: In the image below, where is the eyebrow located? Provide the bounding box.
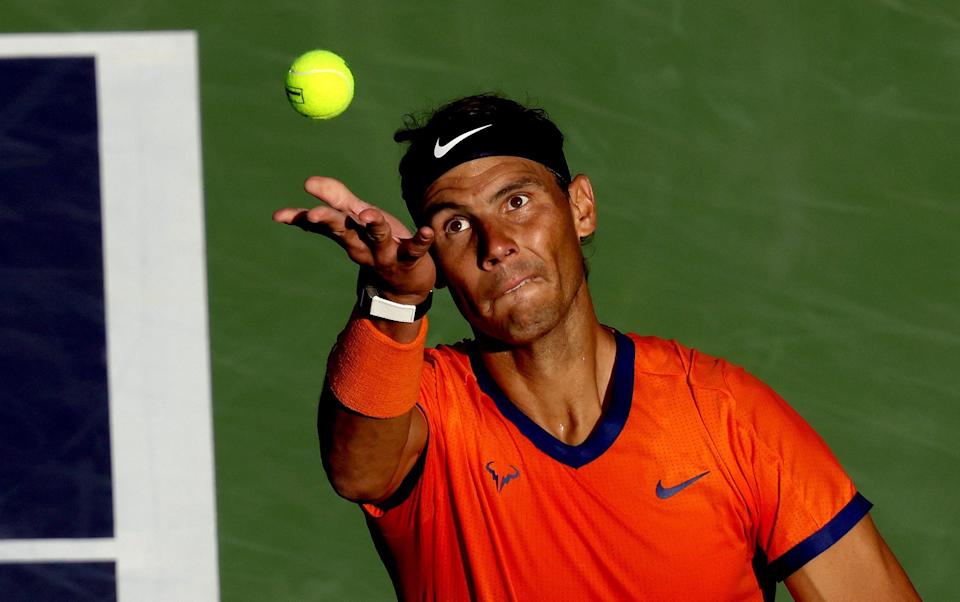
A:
[491,176,544,202]
[421,176,546,222]
[419,200,466,223]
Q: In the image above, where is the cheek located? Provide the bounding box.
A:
[433,248,479,302]
[434,243,469,279]
[532,218,580,268]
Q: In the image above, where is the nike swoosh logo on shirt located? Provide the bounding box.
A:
[656,471,710,499]
[433,123,493,158]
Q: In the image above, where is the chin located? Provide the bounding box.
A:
[473,302,565,347]
[457,279,579,346]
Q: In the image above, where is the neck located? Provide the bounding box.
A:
[478,284,617,445]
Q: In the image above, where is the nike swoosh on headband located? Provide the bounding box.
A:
[433,123,493,159]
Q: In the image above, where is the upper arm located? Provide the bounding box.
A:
[365,402,428,504]
[785,514,919,601]
[318,317,432,502]
[318,383,429,503]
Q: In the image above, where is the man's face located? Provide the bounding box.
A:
[421,156,596,345]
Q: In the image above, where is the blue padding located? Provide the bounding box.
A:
[0,57,113,539]
[470,330,635,468]
[0,562,116,601]
[768,492,873,581]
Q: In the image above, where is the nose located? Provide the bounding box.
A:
[477,221,518,270]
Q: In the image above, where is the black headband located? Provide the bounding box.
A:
[398,116,571,211]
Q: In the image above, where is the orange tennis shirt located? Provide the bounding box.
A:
[354,328,871,600]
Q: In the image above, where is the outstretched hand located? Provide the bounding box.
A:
[273,177,436,303]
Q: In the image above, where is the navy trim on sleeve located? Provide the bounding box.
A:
[767,492,873,582]
[470,330,635,469]
[751,547,777,602]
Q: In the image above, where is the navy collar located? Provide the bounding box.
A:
[470,331,635,468]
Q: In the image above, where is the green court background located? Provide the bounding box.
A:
[6,1,958,599]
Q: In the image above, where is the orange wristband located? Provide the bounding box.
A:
[326,317,427,418]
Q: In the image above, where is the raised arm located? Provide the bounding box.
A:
[785,514,920,601]
[274,177,436,503]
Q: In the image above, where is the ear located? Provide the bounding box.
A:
[567,174,597,239]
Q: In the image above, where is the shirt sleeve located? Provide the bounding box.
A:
[715,357,872,580]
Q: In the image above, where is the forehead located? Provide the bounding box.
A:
[423,156,557,206]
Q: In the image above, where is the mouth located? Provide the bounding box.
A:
[497,274,537,298]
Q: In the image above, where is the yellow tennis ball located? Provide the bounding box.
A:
[285,50,354,119]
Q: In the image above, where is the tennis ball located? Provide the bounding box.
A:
[285,50,354,119]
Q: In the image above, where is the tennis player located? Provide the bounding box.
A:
[274,94,918,600]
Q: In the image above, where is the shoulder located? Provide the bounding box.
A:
[423,339,474,375]
[625,332,737,388]
[418,340,483,421]
[623,331,798,430]
[625,332,694,376]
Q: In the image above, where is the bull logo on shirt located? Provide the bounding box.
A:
[485,461,520,493]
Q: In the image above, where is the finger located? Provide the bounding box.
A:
[276,205,375,264]
[272,207,309,224]
[297,205,347,236]
[304,176,370,216]
[356,207,402,242]
[305,176,415,239]
[357,208,398,265]
[274,206,346,236]
[305,205,347,227]
[397,227,435,262]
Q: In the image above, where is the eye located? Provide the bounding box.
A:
[507,194,529,210]
[443,216,471,235]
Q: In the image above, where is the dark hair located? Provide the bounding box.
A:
[393,94,561,145]
[394,93,571,218]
